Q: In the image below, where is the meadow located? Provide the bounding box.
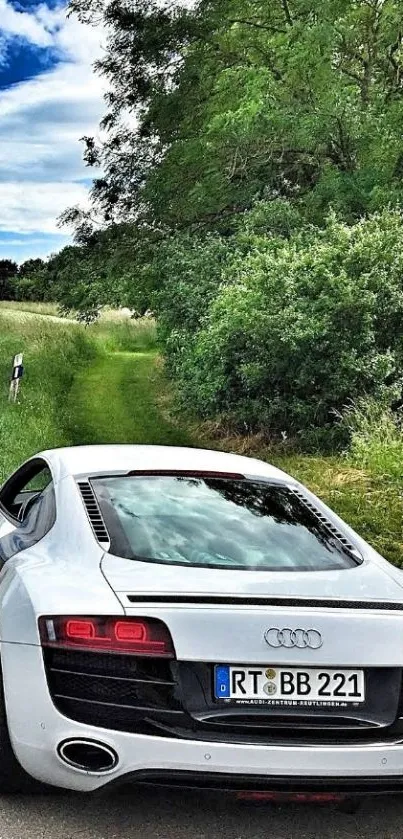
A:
[0,311,96,480]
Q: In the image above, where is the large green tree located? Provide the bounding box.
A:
[67,0,403,228]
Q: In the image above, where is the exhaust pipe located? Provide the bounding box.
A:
[58,739,118,773]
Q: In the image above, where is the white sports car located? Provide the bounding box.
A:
[0,444,402,796]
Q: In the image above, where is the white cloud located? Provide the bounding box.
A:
[0,0,103,55]
[0,1,106,251]
[0,0,54,47]
[0,236,61,246]
[0,181,91,233]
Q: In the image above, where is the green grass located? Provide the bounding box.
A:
[342,399,403,481]
[0,301,59,316]
[0,311,183,483]
[87,317,157,353]
[0,313,97,481]
[66,351,193,447]
[272,454,402,567]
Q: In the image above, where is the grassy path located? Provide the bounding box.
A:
[67,351,192,447]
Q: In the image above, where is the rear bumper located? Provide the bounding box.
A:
[4,642,403,793]
[104,770,403,796]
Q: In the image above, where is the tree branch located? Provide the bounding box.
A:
[280,0,293,26]
[341,68,365,85]
[388,32,402,76]
[229,19,286,35]
[250,46,284,79]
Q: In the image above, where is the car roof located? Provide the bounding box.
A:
[40,444,293,485]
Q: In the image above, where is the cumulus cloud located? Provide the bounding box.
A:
[0,0,54,47]
[0,0,106,257]
[0,181,91,233]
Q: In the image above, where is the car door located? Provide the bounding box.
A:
[0,458,56,564]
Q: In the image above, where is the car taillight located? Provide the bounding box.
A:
[38,616,175,657]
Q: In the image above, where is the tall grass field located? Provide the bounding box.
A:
[0,313,97,481]
[0,301,59,317]
[0,308,160,482]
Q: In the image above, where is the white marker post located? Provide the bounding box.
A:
[9,353,24,403]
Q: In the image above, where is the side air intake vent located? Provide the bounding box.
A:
[77,481,110,546]
[292,489,361,561]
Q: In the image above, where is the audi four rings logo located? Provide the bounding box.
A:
[264,628,323,649]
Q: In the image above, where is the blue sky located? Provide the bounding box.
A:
[0,0,104,262]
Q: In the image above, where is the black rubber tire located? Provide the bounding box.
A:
[0,671,47,793]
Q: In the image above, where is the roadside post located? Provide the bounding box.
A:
[9,353,24,402]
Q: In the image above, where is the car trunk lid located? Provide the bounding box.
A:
[101,555,403,666]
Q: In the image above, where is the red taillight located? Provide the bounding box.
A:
[66,620,103,641]
[39,616,175,657]
[114,621,146,642]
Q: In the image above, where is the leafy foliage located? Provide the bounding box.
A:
[156,209,403,440]
[66,0,403,226]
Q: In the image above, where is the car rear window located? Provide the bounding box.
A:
[91,475,358,571]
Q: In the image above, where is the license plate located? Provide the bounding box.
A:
[215,666,365,704]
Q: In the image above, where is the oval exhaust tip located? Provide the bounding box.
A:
[58,739,118,773]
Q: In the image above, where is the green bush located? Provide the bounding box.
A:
[156,234,235,354]
[161,209,403,442]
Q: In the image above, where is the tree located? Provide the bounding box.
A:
[66,0,403,228]
[13,258,50,302]
[48,222,166,316]
[0,260,18,300]
[18,258,45,278]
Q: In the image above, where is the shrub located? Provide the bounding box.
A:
[161,209,403,441]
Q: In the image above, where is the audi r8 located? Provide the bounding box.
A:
[0,444,402,795]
